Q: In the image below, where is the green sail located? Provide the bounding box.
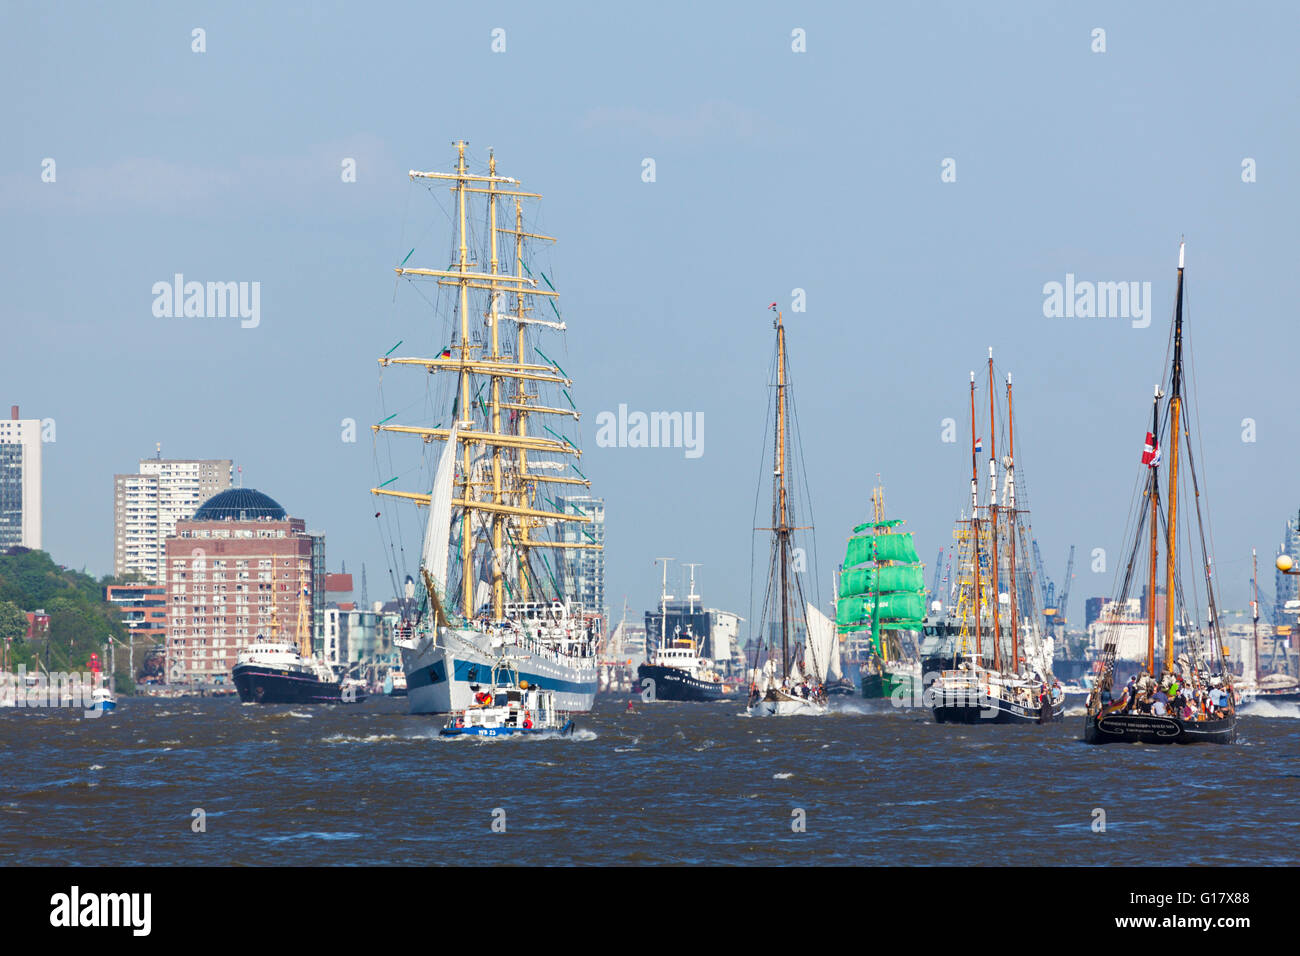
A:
[839,565,926,598]
[835,592,927,629]
[844,531,920,567]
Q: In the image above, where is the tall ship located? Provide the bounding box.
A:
[746,305,829,717]
[374,143,600,715]
[924,350,1064,724]
[233,566,360,705]
[1085,243,1236,744]
[637,559,731,702]
[836,484,925,700]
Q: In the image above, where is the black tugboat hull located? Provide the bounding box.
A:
[636,664,728,702]
[233,665,365,705]
[1084,712,1235,744]
[933,697,1065,725]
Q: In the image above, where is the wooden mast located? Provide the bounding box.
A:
[1006,372,1019,674]
[987,349,1002,671]
[1145,385,1161,675]
[455,141,475,618]
[487,150,505,619]
[775,308,790,678]
[969,371,982,659]
[1163,241,1186,676]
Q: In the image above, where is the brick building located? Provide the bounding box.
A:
[164,488,323,686]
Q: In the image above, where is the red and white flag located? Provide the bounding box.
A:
[1141,432,1161,467]
[768,302,778,312]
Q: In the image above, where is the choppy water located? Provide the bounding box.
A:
[1,695,1296,865]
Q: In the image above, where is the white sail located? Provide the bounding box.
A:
[804,603,837,682]
[419,423,459,602]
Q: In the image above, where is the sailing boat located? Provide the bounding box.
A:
[1085,242,1236,744]
[926,350,1064,724]
[837,484,926,701]
[746,305,827,717]
[375,143,600,715]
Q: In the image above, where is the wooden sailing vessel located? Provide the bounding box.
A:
[374,142,602,714]
[925,350,1064,724]
[1085,242,1236,744]
[837,484,925,700]
[746,305,828,717]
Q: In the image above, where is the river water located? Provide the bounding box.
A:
[1,695,1296,866]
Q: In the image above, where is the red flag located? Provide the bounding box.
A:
[1141,432,1161,466]
[768,302,778,312]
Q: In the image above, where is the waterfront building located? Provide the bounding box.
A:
[0,406,42,550]
[556,495,606,620]
[113,454,232,583]
[163,488,321,686]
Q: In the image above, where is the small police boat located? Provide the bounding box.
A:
[439,657,575,738]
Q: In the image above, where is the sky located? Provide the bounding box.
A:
[3,1,1299,630]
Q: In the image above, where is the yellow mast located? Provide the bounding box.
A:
[1145,386,1161,675]
[987,350,1002,672]
[873,484,887,664]
[1006,372,1018,673]
[1162,241,1186,676]
[295,563,311,658]
[968,372,982,659]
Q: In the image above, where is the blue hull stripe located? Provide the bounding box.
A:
[409,658,594,696]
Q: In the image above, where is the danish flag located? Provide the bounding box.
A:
[1141,431,1161,467]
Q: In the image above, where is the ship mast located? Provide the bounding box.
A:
[1163,241,1186,676]
[986,349,1002,672]
[775,309,791,678]
[373,142,599,622]
[1005,372,1018,674]
[968,371,982,659]
[1145,385,1161,676]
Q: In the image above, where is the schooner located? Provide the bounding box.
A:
[924,349,1064,723]
[746,305,830,716]
[373,142,601,714]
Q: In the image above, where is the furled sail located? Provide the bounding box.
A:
[804,603,837,682]
[419,423,459,603]
[845,532,920,567]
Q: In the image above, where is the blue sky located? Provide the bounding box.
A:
[3,1,1298,627]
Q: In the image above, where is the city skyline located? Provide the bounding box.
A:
[5,3,1299,635]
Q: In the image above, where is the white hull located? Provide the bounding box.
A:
[746,696,826,717]
[399,628,597,715]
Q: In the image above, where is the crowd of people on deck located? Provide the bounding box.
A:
[1104,671,1234,721]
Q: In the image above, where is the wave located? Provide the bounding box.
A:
[1240,700,1300,719]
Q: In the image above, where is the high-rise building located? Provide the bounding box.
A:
[556,495,605,619]
[163,488,319,686]
[0,406,42,550]
[114,454,231,582]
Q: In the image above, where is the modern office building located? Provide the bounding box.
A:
[113,454,232,583]
[163,488,320,686]
[0,406,42,550]
[556,494,606,620]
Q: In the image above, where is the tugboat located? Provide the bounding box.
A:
[1085,243,1235,744]
[440,656,575,738]
[745,303,827,718]
[232,567,364,705]
[637,560,730,702]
